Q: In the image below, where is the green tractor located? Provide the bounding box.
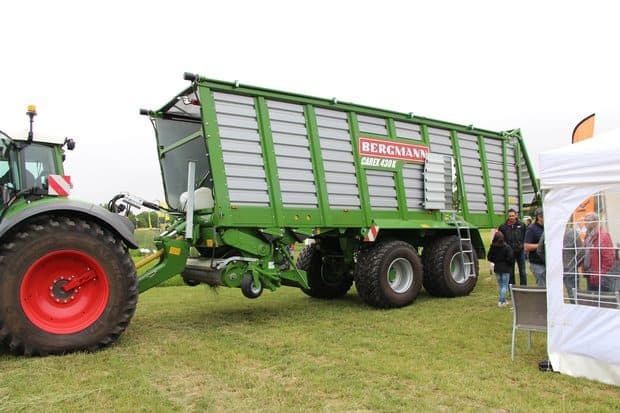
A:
[0,107,138,356]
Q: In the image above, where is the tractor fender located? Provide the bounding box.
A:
[0,199,138,249]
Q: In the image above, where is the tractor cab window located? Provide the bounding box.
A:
[20,143,58,190]
[0,137,9,181]
[0,133,14,206]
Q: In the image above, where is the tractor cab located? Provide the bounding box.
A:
[0,106,73,209]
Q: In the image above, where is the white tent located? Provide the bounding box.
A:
[539,128,620,386]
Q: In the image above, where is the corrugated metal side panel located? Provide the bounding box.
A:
[267,100,318,208]
[213,91,270,206]
[484,138,506,214]
[402,163,424,210]
[519,149,536,204]
[458,133,487,213]
[358,114,387,135]
[428,128,454,206]
[367,170,398,210]
[428,127,453,156]
[316,108,361,208]
[395,121,422,140]
[506,143,520,208]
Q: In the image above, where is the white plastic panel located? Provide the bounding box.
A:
[424,153,454,210]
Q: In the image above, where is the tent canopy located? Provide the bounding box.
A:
[540,128,620,188]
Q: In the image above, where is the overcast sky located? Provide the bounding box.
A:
[2,1,619,206]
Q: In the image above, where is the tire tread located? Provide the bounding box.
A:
[0,215,138,356]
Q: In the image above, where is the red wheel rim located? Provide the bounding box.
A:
[20,250,110,334]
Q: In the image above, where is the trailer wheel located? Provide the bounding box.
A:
[422,235,478,297]
[241,274,263,299]
[0,216,137,356]
[354,240,423,308]
[297,244,353,299]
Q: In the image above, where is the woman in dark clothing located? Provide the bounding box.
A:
[487,231,515,307]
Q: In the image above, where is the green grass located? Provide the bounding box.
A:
[1,257,619,412]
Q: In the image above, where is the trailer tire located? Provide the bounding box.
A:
[354,240,423,308]
[297,244,353,299]
[0,216,138,356]
[422,235,478,297]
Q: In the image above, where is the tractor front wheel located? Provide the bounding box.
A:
[0,216,137,356]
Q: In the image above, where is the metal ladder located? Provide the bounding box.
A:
[448,212,476,279]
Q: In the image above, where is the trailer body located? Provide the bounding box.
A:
[137,73,539,306]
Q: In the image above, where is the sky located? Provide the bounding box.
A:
[1,1,619,206]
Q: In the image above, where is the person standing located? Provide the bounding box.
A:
[524,208,545,287]
[498,208,527,285]
[583,212,616,292]
[561,221,584,301]
[487,231,514,307]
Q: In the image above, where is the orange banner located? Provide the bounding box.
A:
[572,113,595,143]
[572,114,596,238]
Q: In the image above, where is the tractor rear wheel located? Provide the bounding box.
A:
[354,240,423,308]
[297,244,353,299]
[422,235,478,297]
[0,216,138,356]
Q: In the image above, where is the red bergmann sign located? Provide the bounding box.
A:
[358,137,428,163]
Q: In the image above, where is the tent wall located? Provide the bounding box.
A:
[542,137,620,386]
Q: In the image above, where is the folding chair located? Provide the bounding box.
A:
[510,285,547,361]
[573,289,619,309]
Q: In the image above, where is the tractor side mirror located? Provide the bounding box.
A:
[64,138,76,150]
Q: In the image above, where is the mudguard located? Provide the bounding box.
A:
[0,198,138,248]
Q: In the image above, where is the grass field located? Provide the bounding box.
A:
[1,257,619,411]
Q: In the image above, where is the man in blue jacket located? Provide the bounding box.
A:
[524,208,546,287]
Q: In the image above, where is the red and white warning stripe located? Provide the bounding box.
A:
[364,224,380,242]
[47,175,73,197]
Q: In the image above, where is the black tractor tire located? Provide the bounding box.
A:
[354,240,423,308]
[422,235,479,297]
[297,244,353,299]
[0,216,138,356]
[240,274,263,299]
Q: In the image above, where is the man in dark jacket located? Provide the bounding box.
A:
[498,208,527,285]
